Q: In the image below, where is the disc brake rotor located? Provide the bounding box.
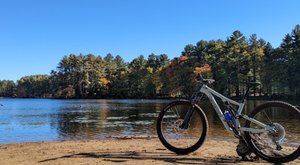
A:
[173,119,184,129]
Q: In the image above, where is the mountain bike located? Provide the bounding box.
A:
[156,74,300,163]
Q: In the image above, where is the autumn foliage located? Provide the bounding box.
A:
[179,55,189,61]
[194,64,212,74]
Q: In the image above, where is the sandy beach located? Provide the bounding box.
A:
[0,137,299,165]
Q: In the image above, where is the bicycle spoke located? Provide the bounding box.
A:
[263,110,273,124]
[245,102,300,163]
[158,101,206,152]
[173,106,180,118]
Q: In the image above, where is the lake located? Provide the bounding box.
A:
[0,98,298,144]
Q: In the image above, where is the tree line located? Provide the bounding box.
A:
[1,25,300,99]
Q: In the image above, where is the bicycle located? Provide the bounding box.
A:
[156,74,300,163]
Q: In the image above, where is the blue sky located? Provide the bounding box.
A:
[1,0,300,82]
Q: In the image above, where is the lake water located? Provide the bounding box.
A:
[0,98,298,144]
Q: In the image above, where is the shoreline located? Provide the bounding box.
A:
[1,137,299,165]
[1,96,299,100]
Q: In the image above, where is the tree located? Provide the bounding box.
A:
[224,31,250,97]
[261,42,274,96]
[127,55,147,98]
[17,75,50,98]
[248,34,265,96]
[204,40,227,94]
[108,55,129,98]
[0,80,16,97]
[287,25,300,96]
[7,25,300,99]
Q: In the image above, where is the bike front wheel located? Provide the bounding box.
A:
[244,101,300,163]
[156,100,208,154]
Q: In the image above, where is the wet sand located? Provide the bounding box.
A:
[0,137,299,165]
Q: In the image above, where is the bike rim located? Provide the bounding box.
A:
[160,103,204,149]
[249,105,300,158]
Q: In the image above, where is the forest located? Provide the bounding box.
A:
[1,25,300,99]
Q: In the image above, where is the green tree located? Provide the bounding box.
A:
[248,34,265,96]
[0,80,16,97]
[17,75,50,98]
[127,55,147,98]
[108,55,129,98]
[224,30,250,97]
[204,40,227,94]
[8,24,300,99]
[261,42,274,96]
[287,25,300,96]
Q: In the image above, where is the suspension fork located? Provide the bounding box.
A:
[179,93,201,129]
[179,105,195,129]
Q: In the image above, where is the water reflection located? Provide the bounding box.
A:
[0,98,299,144]
[50,99,169,141]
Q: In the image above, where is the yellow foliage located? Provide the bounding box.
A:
[146,67,153,74]
[257,48,264,56]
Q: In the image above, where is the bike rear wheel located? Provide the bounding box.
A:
[244,101,300,163]
[156,100,208,154]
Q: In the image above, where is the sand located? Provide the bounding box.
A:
[0,136,299,165]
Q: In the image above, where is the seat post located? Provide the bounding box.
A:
[242,86,251,103]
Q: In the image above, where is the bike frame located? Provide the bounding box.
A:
[199,84,273,135]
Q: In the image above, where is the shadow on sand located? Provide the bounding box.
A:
[38,150,260,164]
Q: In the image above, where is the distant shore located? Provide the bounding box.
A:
[1,137,298,165]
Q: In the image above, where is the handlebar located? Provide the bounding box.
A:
[196,73,262,103]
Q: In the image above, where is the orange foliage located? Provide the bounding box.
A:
[194,64,212,74]
[100,78,110,86]
[179,56,189,61]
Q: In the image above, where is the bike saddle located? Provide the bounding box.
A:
[196,74,215,84]
[202,78,215,84]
